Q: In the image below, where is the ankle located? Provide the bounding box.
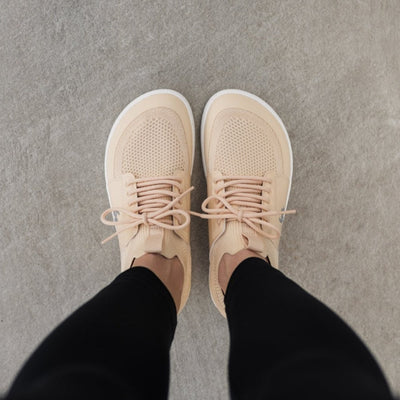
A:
[218,249,264,293]
[132,254,184,312]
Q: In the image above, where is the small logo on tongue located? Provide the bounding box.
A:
[279,208,285,223]
[112,211,120,222]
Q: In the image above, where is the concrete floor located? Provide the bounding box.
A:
[1,1,399,398]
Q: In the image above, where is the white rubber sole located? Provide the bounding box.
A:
[104,89,196,204]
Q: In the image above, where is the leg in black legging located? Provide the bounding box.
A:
[226,257,393,400]
[7,267,177,400]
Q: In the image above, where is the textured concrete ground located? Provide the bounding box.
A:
[1,1,399,398]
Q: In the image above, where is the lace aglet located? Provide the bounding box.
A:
[101,231,119,245]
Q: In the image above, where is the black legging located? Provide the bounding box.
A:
[6,258,394,399]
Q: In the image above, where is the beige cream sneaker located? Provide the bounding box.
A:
[101,89,195,313]
[200,89,295,316]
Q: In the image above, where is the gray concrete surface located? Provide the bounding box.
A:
[1,0,399,398]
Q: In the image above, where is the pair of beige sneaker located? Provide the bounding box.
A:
[100,89,294,317]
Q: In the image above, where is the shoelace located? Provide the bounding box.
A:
[192,175,295,239]
[101,176,194,245]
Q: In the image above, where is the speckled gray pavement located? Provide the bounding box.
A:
[1,1,399,398]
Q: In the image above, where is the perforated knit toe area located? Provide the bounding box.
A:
[119,107,188,177]
[214,109,278,176]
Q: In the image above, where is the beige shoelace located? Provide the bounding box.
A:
[101,176,194,244]
[193,175,295,239]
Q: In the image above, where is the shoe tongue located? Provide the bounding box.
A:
[140,226,183,259]
[215,221,265,256]
[127,225,164,256]
[241,224,265,253]
[122,225,186,271]
[143,226,164,253]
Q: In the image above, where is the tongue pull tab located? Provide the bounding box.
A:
[144,226,164,253]
[242,224,264,253]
